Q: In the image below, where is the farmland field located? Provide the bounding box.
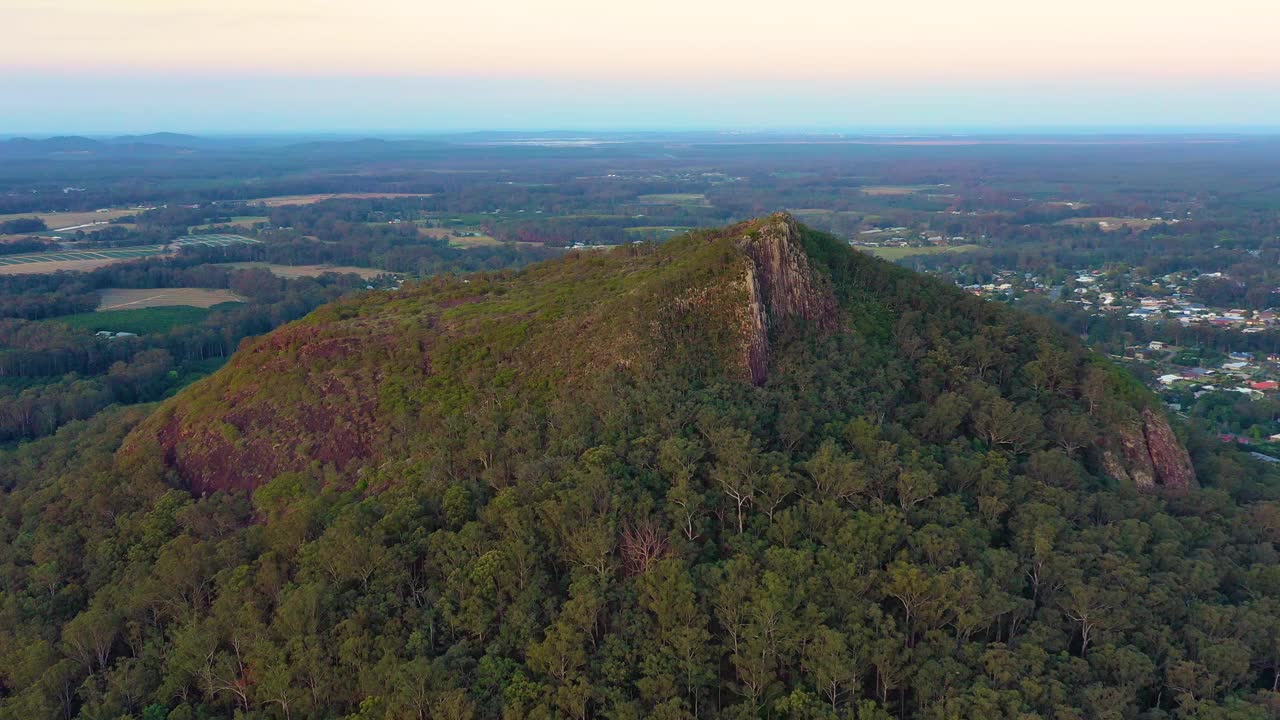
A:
[855,184,936,196]
[448,234,502,248]
[217,262,387,279]
[97,288,245,310]
[636,193,709,206]
[192,216,269,230]
[245,193,434,207]
[623,226,693,240]
[0,234,260,274]
[0,209,137,231]
[1056,217,1163,231]
[420,227,501,246]
[52,306,215,335]
[859,244,981,260]
[172,234,262,248]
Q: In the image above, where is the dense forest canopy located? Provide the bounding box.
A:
[1,217,1277,720]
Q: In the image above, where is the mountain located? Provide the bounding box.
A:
[4,215,1278,720]
[0,135,196,159]
[1,135,105,155]
[127,213,1193,497]
[107,132,202,146]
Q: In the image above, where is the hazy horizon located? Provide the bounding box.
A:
[6,0,1280,134]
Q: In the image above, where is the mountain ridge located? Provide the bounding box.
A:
[122,213,1194,497]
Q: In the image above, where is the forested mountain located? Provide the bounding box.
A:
[2,215,1278,720]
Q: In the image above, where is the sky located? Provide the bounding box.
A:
[3,0,1280,134]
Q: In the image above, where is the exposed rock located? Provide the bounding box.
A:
[736,213,838,384]
[1117,421,1160,489]
[1100,450,1132,486]
[742,262,772,385]
[1141,407,1197,490]
[1106,408,1196,492]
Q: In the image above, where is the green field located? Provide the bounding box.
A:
[636,193,709,206]
[624,226,694,239]
[50,305,232,335]
[192,216,269,231]
[859,244,981,260]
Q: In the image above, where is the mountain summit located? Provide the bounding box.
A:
[125,213,1192,496]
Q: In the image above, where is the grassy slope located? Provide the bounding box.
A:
[124,222,766,493]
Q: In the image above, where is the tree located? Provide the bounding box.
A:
[710,428,764,534]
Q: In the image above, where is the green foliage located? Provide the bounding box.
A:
[1,219,1278,720]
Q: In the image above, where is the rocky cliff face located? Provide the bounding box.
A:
[1102,408,1197,491]
[736,213,838,384]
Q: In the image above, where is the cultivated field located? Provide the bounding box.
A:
[420,227,501,247]
[1056,217,1163,231]
[449,236,503,248]
[55,307,213,335]
[860,244,981,260]
[97,288,245,310]
[0,257,136,275]
[637,193,709,206]
[173,234,262,248]
[0,209,137,231]
[245,193,434,207]
[0,234,260,274]
[0,246,170,274]
[624,226,693,240]
[192,216,269,230]
[858,186,932,196]
[218,262,387,279]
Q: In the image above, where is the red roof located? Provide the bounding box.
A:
[1250,381,1279,391]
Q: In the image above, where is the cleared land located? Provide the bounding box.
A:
[218,262,386,279]
[624,226,693,240]
[246,193,434,207]
[54,307,213,335]
[860,244,981,260]
[192,216,269,230]
[0,257,132,275]
[448,235,502,248]
[1056,217,1163,231]
[0,209,137,231]
[859,186,921,196]
[636,193,710,206]
[173,234,263,248]
[97,288,244,310]
[420,227,501,247]
[0,234,260,275]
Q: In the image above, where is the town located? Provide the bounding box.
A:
[926,260,1280,456]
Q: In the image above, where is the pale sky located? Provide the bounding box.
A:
[3,0,1280,133]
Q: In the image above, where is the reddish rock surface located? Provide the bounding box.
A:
[1140,407,1197,491]
[737,214,838,384]
[124,319,426,496]
[1105,408,1196,492]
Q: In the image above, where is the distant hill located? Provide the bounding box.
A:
[107,132,202,146]
[0,134,196,158]
[2,135,105,154]
[2,215,1276,720]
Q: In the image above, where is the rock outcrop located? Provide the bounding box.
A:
[736,213,838,384]
[1102,408,1197,491]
